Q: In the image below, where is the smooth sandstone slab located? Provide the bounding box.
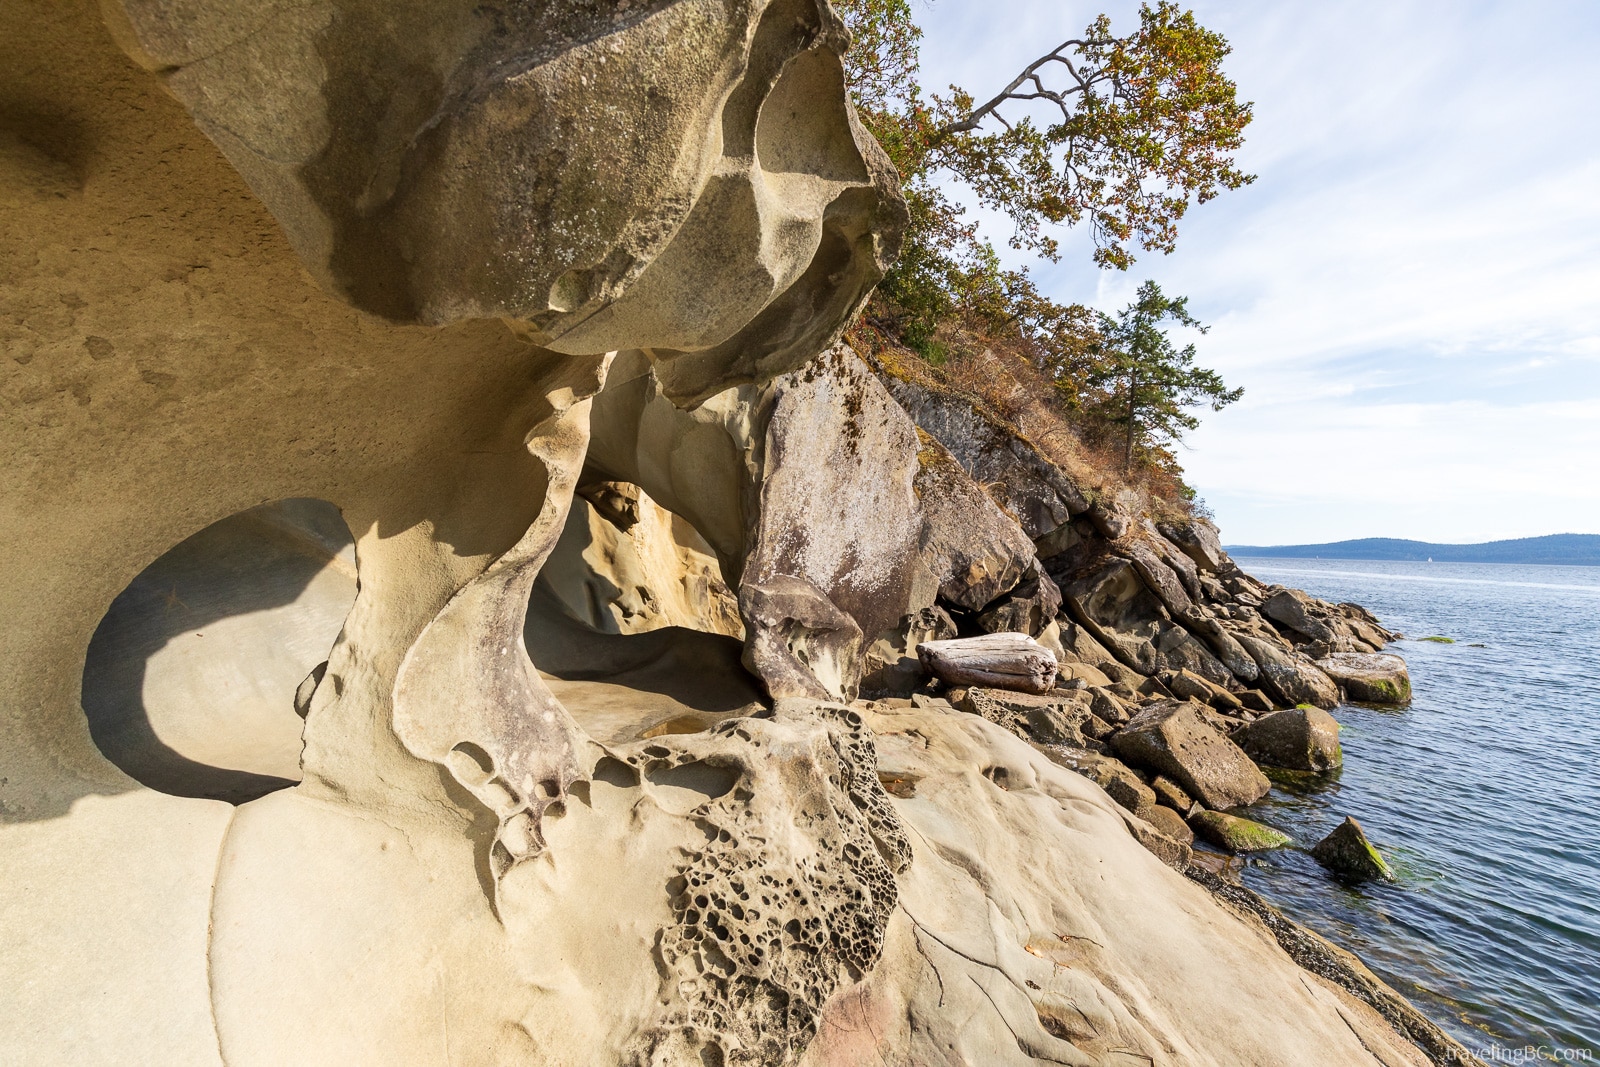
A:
[804,703,1435,1067]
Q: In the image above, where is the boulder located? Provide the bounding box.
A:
[1107,680,1143,704]
[1057,618,1125,673]
[1157,518,1227,573]
[1161,668,1243,711]
[1072,754,1152,802]
[1237,689,1276,713]
[1150,624,1237,689]
[1338,616,1392,653]
[912,431,1036,612]
[1122,541,1194,617]
[1110,700,1272,810]
[1087,500,1130,540]
[1142,522,1203,600]
[1076,708,1118,742]
[1151,776,1196,815]
[1105,773,1158,815]
[1025,703,1091,746]
[1178,612,1262,686]
[1139,804,1196,846]
[974,560,1063,637]
[1336,601,1397,640]
[956,687,1093,746]
[1235,633,1340,709]
[1056,658,1116,689]
[1209,687,1245,713]
[918,633,1057,694]
[1059,558,1167,675]
[1262,587,1337,642]
[1316,652,1412,705]
[860,605,957,698]
[1312,817,1394,882]
[1119,812,1193,872]
[1190,811,1293,853]
[1138,675,1177,700]
[1162,668,1215,704]
[1232,707,1343,773]
[1056,550,1228,694]
[1088,686,1130,725]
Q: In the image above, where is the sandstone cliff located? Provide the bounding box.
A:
[0,2,1464,1063]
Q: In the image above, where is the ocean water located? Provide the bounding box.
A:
[1227,558,1600,1057]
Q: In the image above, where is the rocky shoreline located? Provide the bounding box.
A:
[856,336,1420,882]
[2,2,1480,1062]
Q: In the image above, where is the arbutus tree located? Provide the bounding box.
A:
[836,0,1249,487]
[837,0,1253,335]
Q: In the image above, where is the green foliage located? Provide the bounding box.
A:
[836,0,1251,486]
[1077,281,1242,469]
[839,0,1253,309]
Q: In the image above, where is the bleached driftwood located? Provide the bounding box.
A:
[917,633,1058,695]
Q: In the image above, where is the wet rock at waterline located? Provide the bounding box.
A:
[1190,810,1294,854]
[1232,706,1344,773]
[1313,817,1395,883]
[1316,652,1413,705]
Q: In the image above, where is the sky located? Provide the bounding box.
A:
[910,1,1600,546]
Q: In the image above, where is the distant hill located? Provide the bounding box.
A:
[1225,533,1600,566]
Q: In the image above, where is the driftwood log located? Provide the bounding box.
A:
[917,633,1058,695]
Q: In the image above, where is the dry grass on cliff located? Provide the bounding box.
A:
[847,304,1201,523]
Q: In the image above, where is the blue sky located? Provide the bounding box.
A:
[911,1,1600,545]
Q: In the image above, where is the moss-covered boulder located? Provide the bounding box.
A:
[1189,811,1292,853]
[1312,817,1394,882]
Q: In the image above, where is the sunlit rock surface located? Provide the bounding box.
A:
[0,1,1460,1063]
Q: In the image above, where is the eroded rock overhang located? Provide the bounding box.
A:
[0,2,1451,1064]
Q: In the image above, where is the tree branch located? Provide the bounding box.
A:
[931,36,1112,142]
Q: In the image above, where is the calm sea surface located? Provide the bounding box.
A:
[1228,558,1600,1056]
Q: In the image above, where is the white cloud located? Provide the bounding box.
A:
[911,0,1600,544]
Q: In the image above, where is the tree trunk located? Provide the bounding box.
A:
[1124,368,1138,472]
[917,633,1059,694]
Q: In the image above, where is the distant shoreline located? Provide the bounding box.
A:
[1224,533,1600,567]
